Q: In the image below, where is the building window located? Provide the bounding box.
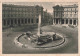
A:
[72,8,75,11]
[13,8,15,10]
[8,15,9,17]
[28,19,30,23]
[70,12,72,17]
[21,19,24,24]
[25,19,27,23]
[56,19,59,24]
[71,8,72,11]
[70,19,72,24]
[66,14,68,17]
[14,19,17,24]
[18,19,20,24]
[36,19,38,23]
[73,20,76,25]
[11,19,13,25]
[64,8,67,11]
[61,19,64,24]
[66,19,68,24]
[76,8,78,11]
[31,19,33,23]
[7,19,10,25]
[64,12,66,14]
[3,19,6,25]
[69,8,71,11]
[4,14,5,17]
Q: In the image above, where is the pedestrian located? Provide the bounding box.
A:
[53,33,56,41]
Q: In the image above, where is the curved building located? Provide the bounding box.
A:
[2,4,43,27]
[53,4,78,26]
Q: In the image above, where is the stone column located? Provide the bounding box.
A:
[64,19,66,24]
[76,20,78,26]
[68,19,70,25]
[72,19,73,25]
[54,19,55,24]
[55,19,56,24]
[60,19,61,25]
[53,19,54,25]
[33,18,36,24]
[58,19,59,24]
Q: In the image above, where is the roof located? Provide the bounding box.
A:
[63,4,78,8]
[2,4,43,9]
[53,4,78,8]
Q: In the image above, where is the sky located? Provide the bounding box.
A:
[3,2,77,14]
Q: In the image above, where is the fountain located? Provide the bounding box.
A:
[14,14,65,49]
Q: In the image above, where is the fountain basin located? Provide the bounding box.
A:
[14,32,65,49]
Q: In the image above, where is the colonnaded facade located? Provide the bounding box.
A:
[2,4,43,27]
[53,4,78,26]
